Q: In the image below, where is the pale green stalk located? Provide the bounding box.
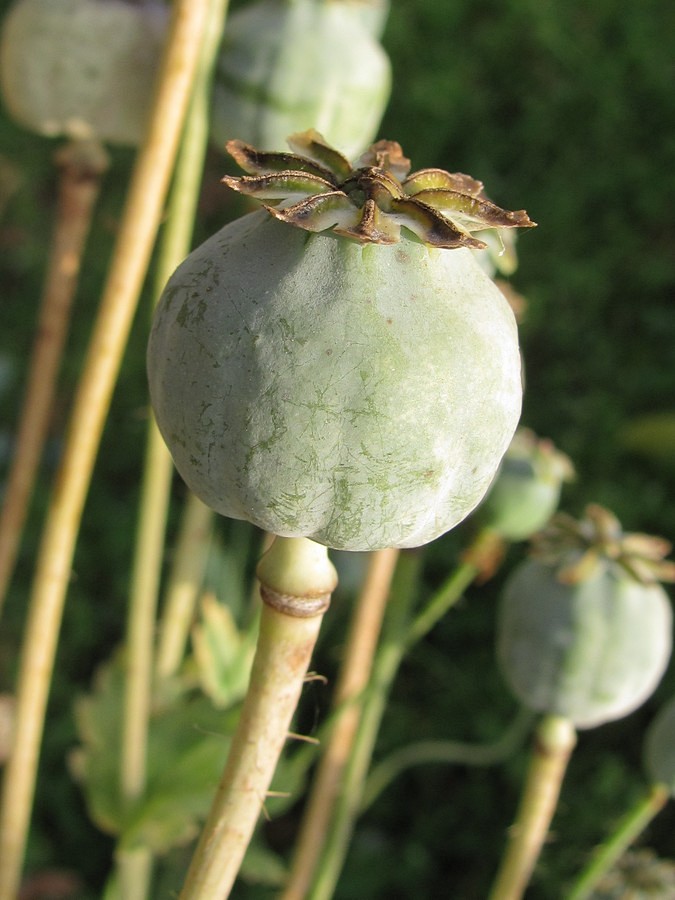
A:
[307,550,422,900]
[405,528,501,648]
[361,707,533,811]
[0,5,211,897]
[488,715,578,900]
[179,537,337,900]
[567,783,670,900]
[115,2,231,895]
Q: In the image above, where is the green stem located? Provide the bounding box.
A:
[307,550,422,900]
[405,528,498,648]
[405,557,478,648]
[116,423,173,899]
[567,783,670,900]
[155,494,214,679]
[307,529,493,900]
[113,849,154,900]
[488,715,578,900]
[0,6,211,898]
[179,537,337,900]
[282,547,399,900]
[361,707,534,811]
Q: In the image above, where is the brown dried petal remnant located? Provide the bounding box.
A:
[530,504,675,586]
[222,129,536,249]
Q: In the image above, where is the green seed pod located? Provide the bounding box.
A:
[148,132,534,551]
[0,0,167,145]
[210,0,391,157]
[477,429,574,542]
[497,506,674,729]
[644,697,675,792]
[341,0,390,39]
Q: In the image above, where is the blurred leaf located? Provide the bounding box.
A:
[191,590,258,708]
[71,652,239,854]
[240,841,288,887]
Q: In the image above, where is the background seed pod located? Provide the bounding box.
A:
[497,560,673,729]
[0,0,168,145]
[210,0,391,157]
[476,430,573,541]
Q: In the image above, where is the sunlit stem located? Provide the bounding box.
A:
[178,536,337,900]
[0,5,211,897]
[488,715,578,900]
[567,782,670,900]
[307,528,500,900]
[307,550,422,900]
[116,2,231,895]
[282,547,399,900]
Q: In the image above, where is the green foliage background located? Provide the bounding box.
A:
[0,0,674,897]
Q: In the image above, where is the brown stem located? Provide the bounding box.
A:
[282,547,399,900]
[0,139,109,616]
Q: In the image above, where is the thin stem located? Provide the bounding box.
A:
[361,707,534,811]
[116,422,173,900]
[155,494,213,680]
[0,5,211,897]
[117,3,231,895]
[567,782,670,900]
[113,849,153,900]
[306,529,495,899]
[0,139,109,617]
[282,547,399,900]
[488,715,578,900]
[405,528,501,649]
[308,550,422,900]
[179,536,337,900]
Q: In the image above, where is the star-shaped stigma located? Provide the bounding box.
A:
[222,129,536,249]
[530,504,675,586]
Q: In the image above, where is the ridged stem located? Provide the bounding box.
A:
[178,536,337,900]
[0,138,109,618]
[0,5,211,897]
[404,530,500,649]
[282,547,399,900]
[488,715,578,900]
[567,782,670,900]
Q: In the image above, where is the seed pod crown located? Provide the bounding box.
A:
[530,503,675,585]
[222,129,536,249]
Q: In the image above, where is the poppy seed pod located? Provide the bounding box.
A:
[148,132,534,550]
[477,429,574,542]
[497,506,674,728]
